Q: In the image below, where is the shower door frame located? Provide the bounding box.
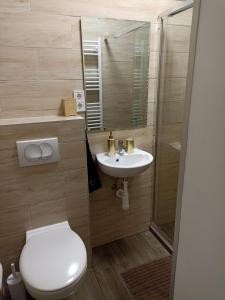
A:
[150,0,202,255]
[150,14,174,252]
[150,0,202,298]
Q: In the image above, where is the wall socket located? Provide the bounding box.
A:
[73,90,86,112]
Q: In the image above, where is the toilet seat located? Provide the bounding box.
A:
[19,223,87,299]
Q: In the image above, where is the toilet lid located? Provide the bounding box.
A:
[19,228,87,292]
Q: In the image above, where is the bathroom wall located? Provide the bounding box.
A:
[0,0,170,119]
[155,9,193,226]
[0,116,90,282]
[0,0,182,255]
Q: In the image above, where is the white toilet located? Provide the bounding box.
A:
[19,221,87,300]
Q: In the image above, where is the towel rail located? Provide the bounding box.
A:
[83,38,103,131]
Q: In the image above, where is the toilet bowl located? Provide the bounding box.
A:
[19,221,87,300]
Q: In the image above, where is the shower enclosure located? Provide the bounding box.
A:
[152,3,193,246]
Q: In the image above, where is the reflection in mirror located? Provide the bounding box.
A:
[81,17,150,132]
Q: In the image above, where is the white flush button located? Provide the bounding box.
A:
[40,143,54,160]
[16,137,60,167]
[24,144,42,161]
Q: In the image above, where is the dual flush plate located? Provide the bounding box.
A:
[16,137,60,167]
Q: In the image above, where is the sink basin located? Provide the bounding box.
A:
[96,148,153,178]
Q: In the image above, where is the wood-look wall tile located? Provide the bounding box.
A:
[165,52,189,78]
[31,0,81,16]
[159,145,180,165]
[0,47,37,80]
[90,165,153,247]
[0,123,57,150]
[87,131,109,155]
[115,127,154,152]
[0,142,86,187]
[0,233,25,258]
[160,100,184,124]
[26,171,66,205]
[103,67,133,95]
[102,42,133,63]
[30,0,177,22]
[0,148,20,176]
[162,77,187,101]
[160,123,182,145]
[0,175,29,209]
[156,123,182,184]
[58,119,86,143]
[1,157,60,181]
[165,24,191,53]
[129,168,153,191]
[156,197,176,224]
[60,141,87,171]
[0,0,30,12]
[88,127,154,158]
[66,194,90,241]
[30,198,67,228]
[91,172,118,202]
[0,109,50,118]
[0,175,69,208]
[36,48,82,80]
[0,205,31,237]
[0,12,75,48]
[71,17,82,49]
[64,168,89,197]
[157,163,179,202]
[0,80,83,117]
[109,206,151,243]
[90,210,114,247]
[0,80,83,100]
[0,118,85,151]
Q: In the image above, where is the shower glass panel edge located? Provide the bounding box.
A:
[150,7,193,248]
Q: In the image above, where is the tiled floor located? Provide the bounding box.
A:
[72,231,170,300]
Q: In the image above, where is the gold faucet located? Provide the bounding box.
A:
[107,131,116,157]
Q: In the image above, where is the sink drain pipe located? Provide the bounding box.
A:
[116,178,129,210]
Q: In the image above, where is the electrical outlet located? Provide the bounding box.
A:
[73,90,86,112]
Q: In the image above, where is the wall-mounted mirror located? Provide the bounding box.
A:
[81,17,150,132]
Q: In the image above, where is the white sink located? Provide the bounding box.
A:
[96,148,153,178]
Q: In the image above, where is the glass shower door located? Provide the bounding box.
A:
[153,8,193,244]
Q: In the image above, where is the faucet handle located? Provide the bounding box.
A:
[118,139,127,154]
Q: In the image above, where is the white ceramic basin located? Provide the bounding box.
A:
[96,148,153,178]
